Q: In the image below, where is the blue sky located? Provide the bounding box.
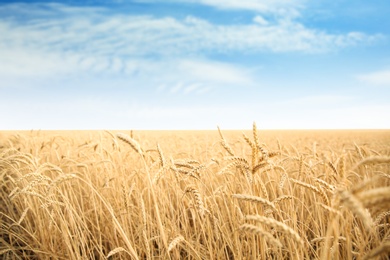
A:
[0,0,389,130]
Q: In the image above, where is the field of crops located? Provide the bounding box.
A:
[1,125,390,259]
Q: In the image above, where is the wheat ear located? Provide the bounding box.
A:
[290,178,329,204]
[363,242,390,260]
[374,210,390,226]
[217,126,234,156]
[351,156,390,172]
[185,186,207,217]
[356,187,390,208]
[339,190,373,231]
[116,133,143,155]
[240,224,282,248]
[106,247,131,258]
[245,215,304,246]
[232,194,276,211]
[168,235,185,252]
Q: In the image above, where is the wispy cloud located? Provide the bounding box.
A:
[156,84,167,93]
[280,95,356,106]
[170,82,183,93]
[135,0,304,16]
[0,2,388,129]
[357,69,390,86]
[199,0,303,12]
[0,2,383,90]
[0,3,382,60]
[163,82,208,95]
[184,83,202,94]
[179,60,252,85]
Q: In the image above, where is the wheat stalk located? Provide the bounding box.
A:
[363,242,390,260]
[273,195,294,205]
[351,156,390,172]
[106,247,130,258]
[279,173,288,190]
[116,133,143,155]
[17,207,29,225]
[185,186,207,217]
[240,224,282,248]
[258,180,269,200]
[168,235,185,252]
[373,210,390,226]
[156,143,166,168]
[356,187,390,208]
[315,178,336,193]
[245,215,304,246]
[327,161,338,175]
[232,194,276,211]
[252,122,260,149]
[217,126,234,156]
[290,178,328,204]
[252,161,268,174]
[338,190,373,231]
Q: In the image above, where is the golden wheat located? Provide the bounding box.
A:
[245,214,304,246]
[240,224,283,248]
[1,128,388,259]
[168,235,185,252]
[232,194,276,211]
[116,133,143,155]
[363,242,390,260]
[338,189,373,231]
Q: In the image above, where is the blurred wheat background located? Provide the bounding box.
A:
[1,124,390,259]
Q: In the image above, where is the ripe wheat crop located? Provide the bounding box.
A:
[1,125,389,259]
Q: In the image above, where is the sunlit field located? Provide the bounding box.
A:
[1,125,390,259]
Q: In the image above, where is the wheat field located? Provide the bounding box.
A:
[1,124,390,259]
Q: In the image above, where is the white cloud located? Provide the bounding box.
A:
[140,59,254,95]
[170,82,183,93]
[0,47,73,78]
[357,69,390,86]
[156,84,167,93]
[0,2,382,89]
[161,82,208,95]
[196,87,212,94]
[184,83,202,94]
[0,2,387,130]
[136,0,304,15]
[179,60,252,85]
[111,58,124,73]
[280,95,356,106]
[198,0,304,18]
[0,3,381,65]
[253,15,269,26]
